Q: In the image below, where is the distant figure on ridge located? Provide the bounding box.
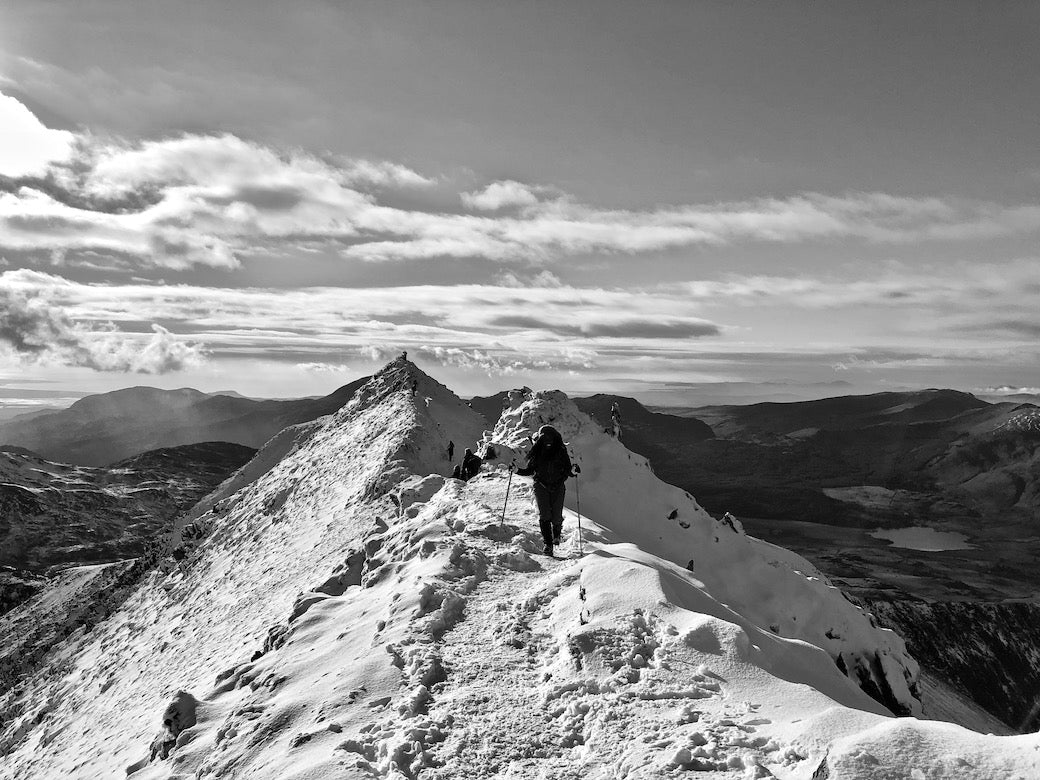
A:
[515,425,574,557]
[610,401,623,441]
[461,448,482,481]
[447,440,455,461]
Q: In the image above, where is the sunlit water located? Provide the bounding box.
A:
[870,526,976,552]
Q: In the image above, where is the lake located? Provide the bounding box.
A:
[869,526,976,552]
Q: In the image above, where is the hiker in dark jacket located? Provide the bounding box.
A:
[516,425,573,556]
[461,448,482,481]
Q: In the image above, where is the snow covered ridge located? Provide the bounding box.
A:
[488,389,922,719]
[3,359,1040,779]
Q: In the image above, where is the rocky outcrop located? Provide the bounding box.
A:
[128,689,199,772]
[0,568,47,617]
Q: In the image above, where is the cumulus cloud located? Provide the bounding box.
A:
[461,180,542,211]
[296,361,352,373]
[93,324,206,373]
[340,160,435,189]
[0,281,203,372]
[3,93,1040,270]
[0,93,75,177]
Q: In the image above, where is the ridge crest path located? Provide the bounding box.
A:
[422,470,788,779]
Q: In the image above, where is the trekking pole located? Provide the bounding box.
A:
[500,461,515,524]
[573,463,583,554]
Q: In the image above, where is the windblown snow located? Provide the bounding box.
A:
[2,358,1038,779]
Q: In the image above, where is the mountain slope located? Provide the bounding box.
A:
[0,442,256,574]
[2,363,1038,779]
[0,379,368,466]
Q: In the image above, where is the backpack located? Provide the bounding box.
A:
[536,447,571,487]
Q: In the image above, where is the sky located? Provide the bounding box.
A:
[1,0,1039,406]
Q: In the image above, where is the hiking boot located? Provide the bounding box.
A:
[553,535,561,546]
[542,544,554,557]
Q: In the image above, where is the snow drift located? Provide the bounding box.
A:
[2,359,1039,780]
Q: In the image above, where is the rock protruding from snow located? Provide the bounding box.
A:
[148,690,198,762]
[490,388,922,717]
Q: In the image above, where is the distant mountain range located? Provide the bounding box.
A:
[657,389,1040,528]
[0,380,367,466]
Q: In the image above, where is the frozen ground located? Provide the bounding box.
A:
[1,359,1038,779]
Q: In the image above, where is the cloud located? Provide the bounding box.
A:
[490,314,720,339]
[957,319,1040,339]
[579,319,720,339]
[497,269,563,288]
[673,259,1040,312]
[461,180,541,211]
[4,266,1038,392]
[0,281,203,373]
[4,93,1040,270]
[977,385,1040,395]
[0,93,75,177]
[408,345,595,375]
[296,361,353,373]
[340,160,435,189]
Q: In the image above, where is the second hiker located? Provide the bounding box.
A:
[461,448,483,481]
[515,425,574,556]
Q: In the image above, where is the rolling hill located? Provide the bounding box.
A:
[0,379,368,466]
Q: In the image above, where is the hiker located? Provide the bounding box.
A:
[447,440,455,461]
[515,425,574,556]
[461,448,482,481]
[411,379,418,396]
[452,463,462,479]
[611,402,623,440]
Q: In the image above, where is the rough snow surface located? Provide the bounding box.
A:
[2,365,1039,780]
[492,389,922,718]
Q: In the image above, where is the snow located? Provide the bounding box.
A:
[491,389,921,718]
[2,361,1039,780]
